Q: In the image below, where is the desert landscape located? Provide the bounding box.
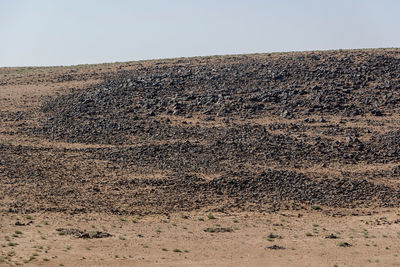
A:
[1,49,400,266]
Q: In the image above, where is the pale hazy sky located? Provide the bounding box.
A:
[1,0,399,67]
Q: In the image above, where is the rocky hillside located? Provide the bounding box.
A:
[1,49,400,214]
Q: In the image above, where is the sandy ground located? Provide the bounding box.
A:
[1,209,400,266]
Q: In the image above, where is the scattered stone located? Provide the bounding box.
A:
[267,245,285,250]
[204,227,233,233]
[56,228,111,239]
[325,234,340,239]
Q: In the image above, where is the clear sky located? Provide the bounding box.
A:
[1,0,399,67]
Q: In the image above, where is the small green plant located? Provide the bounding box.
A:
[233,219,239,223]
[26,215,32,220]
[205,228,215,233]
[14,230,22,235]
[8,251,16,257]
[161,248,168,251]
[311,205,321,210]
[173,248,182,253]
[207,214,216,220]
[66,245,71,250]
[184,249,189,253]
[305,232,313,236]
[8,242,18,246]
[119,236,126,240]
[43,258,49,261]
[198,218,204,221]
[132,219,137,223]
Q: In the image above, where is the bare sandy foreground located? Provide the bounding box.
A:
[0,209,399,266]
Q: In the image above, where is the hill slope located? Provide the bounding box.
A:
[1,49,400,215]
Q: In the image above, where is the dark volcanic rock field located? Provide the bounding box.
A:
[2,49,400,214]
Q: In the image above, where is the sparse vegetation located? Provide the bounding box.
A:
[207,214,216,220]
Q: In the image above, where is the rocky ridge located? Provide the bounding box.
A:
[1,49,400,214]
